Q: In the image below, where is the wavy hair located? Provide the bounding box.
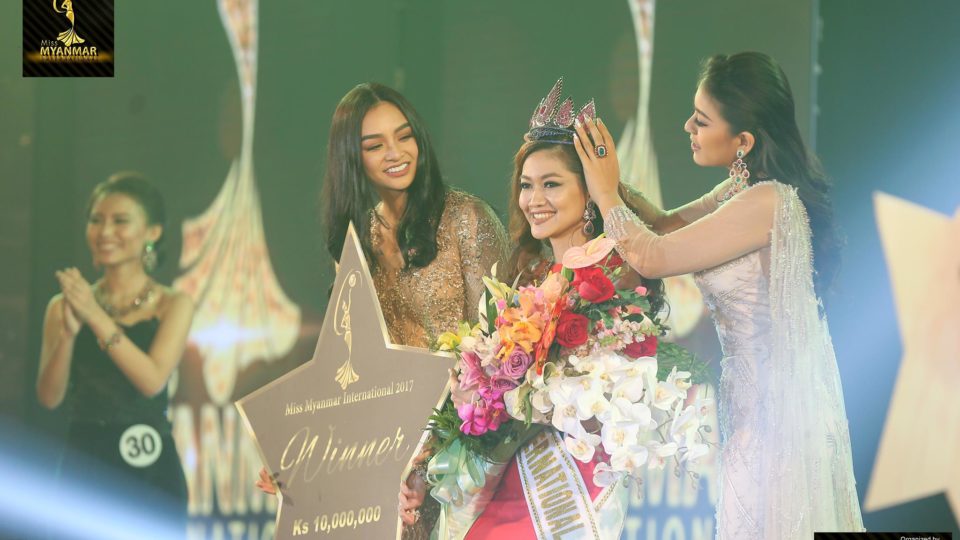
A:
[322,83,447,270]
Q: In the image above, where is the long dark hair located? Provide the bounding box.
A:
[87,171,167,269]
[698,52,840,299]
[506,141,666,316]
[322,82,447,270]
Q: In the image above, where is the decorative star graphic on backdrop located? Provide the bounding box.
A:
[237,224,453,539]
[866,193,960,521]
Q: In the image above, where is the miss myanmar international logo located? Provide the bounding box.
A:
[23,0,113,76]
[39,0,101,59]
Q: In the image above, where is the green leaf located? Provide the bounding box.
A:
[486,294,498,331]
[656,342,715,385]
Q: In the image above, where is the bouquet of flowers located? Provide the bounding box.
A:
[425,236,710,536]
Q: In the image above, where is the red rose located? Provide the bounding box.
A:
[572,266,615,303]
[555,311,589,348]
[624,335,658,358]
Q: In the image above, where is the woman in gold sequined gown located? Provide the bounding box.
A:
[321,83,508,352]
[257,83,509,539]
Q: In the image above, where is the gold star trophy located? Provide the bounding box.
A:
[237,224,454,539]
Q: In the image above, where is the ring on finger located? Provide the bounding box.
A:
[595,144,608,158]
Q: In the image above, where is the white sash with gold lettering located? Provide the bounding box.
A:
[517,430,628,540]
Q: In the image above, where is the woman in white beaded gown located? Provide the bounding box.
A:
[573,52,864,538]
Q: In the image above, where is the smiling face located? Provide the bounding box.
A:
[86,193,161,269]
[359,101,419,196]
[518,148,590,247]
[683,85,746,169]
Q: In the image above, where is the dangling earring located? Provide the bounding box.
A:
[582,201,597,237]
[723,148,750,201]
[730,149,750,186]
[142,241,158,273]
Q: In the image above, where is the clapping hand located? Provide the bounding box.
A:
[55,268,104,327]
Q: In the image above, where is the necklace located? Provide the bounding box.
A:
[95,280,156,319]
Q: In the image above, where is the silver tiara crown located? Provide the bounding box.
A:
[526,77,597,144]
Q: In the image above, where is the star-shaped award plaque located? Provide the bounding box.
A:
[865,193,960,521]
[237,224,454,539]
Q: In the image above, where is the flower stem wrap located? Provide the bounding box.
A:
[426,422,544,539]
[427,440,508,540]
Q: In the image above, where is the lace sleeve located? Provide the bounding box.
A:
[454,195,509,322]
[674,178,735,223]
[622,178,733,233]
[604,182,777,278]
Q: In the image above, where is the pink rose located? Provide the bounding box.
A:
[499,347,533,380]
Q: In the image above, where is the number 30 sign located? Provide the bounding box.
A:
[119,424,163,468]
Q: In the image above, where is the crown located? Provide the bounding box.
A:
[526,78,597,144]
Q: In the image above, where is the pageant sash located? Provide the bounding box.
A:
[517,430,627,540]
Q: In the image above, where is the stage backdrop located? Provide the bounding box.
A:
[6,0,956,537]
[10,0,814,538]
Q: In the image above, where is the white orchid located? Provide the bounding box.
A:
[610,444,649,476]
[573,375,611,420]
[607,355,657,386]
[530,387,554,417]
[548,375,597,433]
[502,386,525,421]
[567,354,598,375]
[600,420,642,456]
[692,395,715,423]
[591,462,624,488]
[681,441,710,463]
[564,429,601,463]
[649,367,688,411]
[531,348,708,486]
[610,373,647,403]
[502,383,545,424]
[570,350,629,382]
[605,397,656,428]
[667,366,693,392]
[670,401,701,443]
[645,440,679,470]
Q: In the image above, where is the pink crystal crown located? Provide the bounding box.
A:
[526,77,597,144]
